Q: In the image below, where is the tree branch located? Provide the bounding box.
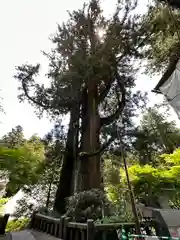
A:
[98,75,115,104]
[79,135,115,159]
[116,29,151,65]
[15,64,50,109]
[15,64,72,111]
[100,72,126,127]
[21,79,50,109]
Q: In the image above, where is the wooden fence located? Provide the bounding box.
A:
[0,214,9,235]
[28,213,160,240]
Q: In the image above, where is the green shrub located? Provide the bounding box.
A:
[6,218,29,232]
[0,198,9,206]
[66,189,111,222]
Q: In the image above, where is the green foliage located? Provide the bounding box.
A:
[116,149,180,206]
[95,213,133,223]
[0,198,9,206]
[104,146,180,209]
[169,192,180,209]
[2,125,25,149]
[66,189,111,222]
[105,174,134,222]
[6,218,29,232]
[13,158,62,218]
[0,142,45,196]
[103,157,121,186]
[161,148,180,165]
[0,198,9,215]
[0,126,46,197]
[142,3,180,74]
[12,124,65,218]
[132,106,180,165]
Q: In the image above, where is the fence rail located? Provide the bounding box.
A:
[28,212,159,240]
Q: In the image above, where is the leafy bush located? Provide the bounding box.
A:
[118,150,180,206]
[105,185,135,222]
[66,189,111,222]
[6,218,29,232]
[0,198,9,206]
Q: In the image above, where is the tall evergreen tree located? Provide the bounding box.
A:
[15,0,147,213]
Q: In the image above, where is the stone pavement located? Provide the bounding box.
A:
[1,230,60,240]
[31,230,61,240]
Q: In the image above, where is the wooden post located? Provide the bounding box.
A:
[70,228,73,240]
[63,217,70,240]
[87,219,95,240]
[39,219,43,231]
[50,222,54,235]
[43,220,46,232]
[28,211,37,229]
[75,229,79,240]
[0,214,10,235]
[59,216,65,238]
[81,229,85,240]
[46,222,50,234]
[54,222,58,237]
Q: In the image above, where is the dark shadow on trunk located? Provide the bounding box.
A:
[54,104,79,214]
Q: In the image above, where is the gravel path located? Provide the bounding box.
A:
[1,230,60,240]
[11,230,35,240]
[30,230,61,240]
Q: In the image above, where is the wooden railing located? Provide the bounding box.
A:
[0,214,9,235]
[28,213,159,240]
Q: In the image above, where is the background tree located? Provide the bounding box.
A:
[2,125,25,149]
[132,106,180,165]
[142,0,180,74]
[104,148,180,209]
[13,123,65,218]
[0,128,45,197]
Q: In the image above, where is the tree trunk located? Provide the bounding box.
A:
[77,86,101,191]
[46,181,52,209]
[4,188,13,198]
[53,104,79,214]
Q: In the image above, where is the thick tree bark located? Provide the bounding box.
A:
[5,188,14,198]
[53,104,79,214]
[46,181,52,209]
[77,86,101,191]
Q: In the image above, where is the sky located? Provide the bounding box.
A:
[0,0,179,139]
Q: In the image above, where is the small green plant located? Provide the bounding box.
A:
[6,218,29,232]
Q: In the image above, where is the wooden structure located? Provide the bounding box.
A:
[0,214,9,235]
[28,212,160,240]
[152,55,180,118]
[152,56,179,94]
